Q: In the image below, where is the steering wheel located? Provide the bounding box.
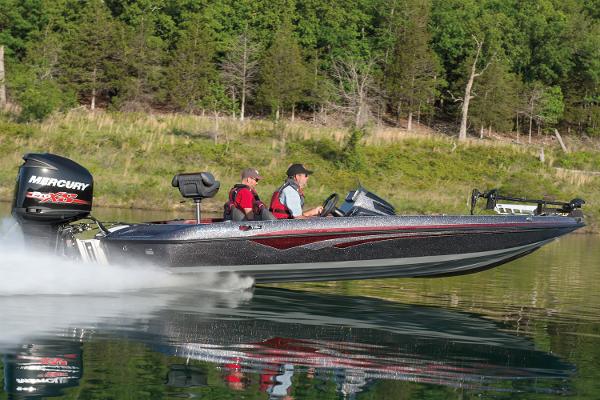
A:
[320,193,339,217]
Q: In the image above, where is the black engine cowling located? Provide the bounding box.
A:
[12,153,93,248]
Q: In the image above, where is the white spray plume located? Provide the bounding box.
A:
[0,217,254,295]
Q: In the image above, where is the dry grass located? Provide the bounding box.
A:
[555,168,600,187]
[1,110,598,231]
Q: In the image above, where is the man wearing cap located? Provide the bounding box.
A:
[223,168,266,220]
[269,163,323,219]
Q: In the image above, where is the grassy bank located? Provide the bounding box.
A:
[1,110,598,231]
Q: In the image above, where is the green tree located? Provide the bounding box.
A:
[521,82,564,142]
[258,19,308,120]
[9,1,75,120]
[62,0,120,110]
[201,81,234,142]
[295,0,374,61]
[470,58,520,137]
[166,13,217,114]
[562,13,600,136]
[539,85,565,127]
[0,0,45,60]
[304,50,334,122]
[513,0,577,85]
[113,1,166,109]
[384,0,442,130]
[430,0,483,85]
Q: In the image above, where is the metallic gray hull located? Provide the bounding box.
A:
[100,214,584,282]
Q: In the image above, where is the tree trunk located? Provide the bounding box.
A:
[407,111,413,131]
[291,104,295,122]
[240,87,245,121]
[458,82,473,141]
[231,91,236,119]
[91,66,97,111]
[458,38,484,141]
[528,114,533,144]
[459,74,475,141]
[240,35,247,122]
[554,129,568,153]
[488,125,492,137]
[480,126,484,139]
[214,111,219,144]
[0,45,6,109]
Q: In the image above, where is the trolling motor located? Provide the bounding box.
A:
[172,172,220,223]
[470,189,585,217]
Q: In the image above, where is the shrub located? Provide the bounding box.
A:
[17,80,75,122]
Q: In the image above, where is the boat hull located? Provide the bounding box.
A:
[99,215,583,282]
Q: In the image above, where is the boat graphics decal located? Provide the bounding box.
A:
[28,175,90,191]
[250,228,541,250]
[257,221,570,238]
[26,191,91,205]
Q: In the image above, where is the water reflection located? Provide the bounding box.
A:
[3,343,82,398]
[0,287,573,398]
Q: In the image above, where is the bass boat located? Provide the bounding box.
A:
[11,153,585,282]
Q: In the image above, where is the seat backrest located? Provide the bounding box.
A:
[172,172,220,199]
[260,209,277,220]
[231,207,246,221]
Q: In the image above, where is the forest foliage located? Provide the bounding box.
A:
[0,0,599,138]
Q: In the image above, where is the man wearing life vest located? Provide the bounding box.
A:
[224,168,265,220]
[269,164,323,219]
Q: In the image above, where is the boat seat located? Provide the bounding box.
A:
[260,209,277,220]
[231,208,246,221]
[230,208,276,221]
[172,172,220,199]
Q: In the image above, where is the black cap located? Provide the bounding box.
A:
[286,163,313,177]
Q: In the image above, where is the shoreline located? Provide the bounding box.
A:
[1,198,595,234]
[1,111,597,232]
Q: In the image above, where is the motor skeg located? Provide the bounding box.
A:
[12,153,93,247]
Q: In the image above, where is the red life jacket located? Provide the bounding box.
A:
[269,180,304,219]
[223,184,264,219]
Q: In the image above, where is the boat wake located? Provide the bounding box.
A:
[0,218,254,295]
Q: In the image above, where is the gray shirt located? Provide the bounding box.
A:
[280,185,303,217]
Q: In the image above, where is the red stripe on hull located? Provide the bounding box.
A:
[251,228,543,250]
[251,233,379,250]
[258,222,565,237]
[333,236,398,249]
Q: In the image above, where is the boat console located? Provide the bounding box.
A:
[337,187,396,217]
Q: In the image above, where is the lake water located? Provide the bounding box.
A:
[1,203,599,399]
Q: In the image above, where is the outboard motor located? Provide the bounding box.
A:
[12,153,93,250]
